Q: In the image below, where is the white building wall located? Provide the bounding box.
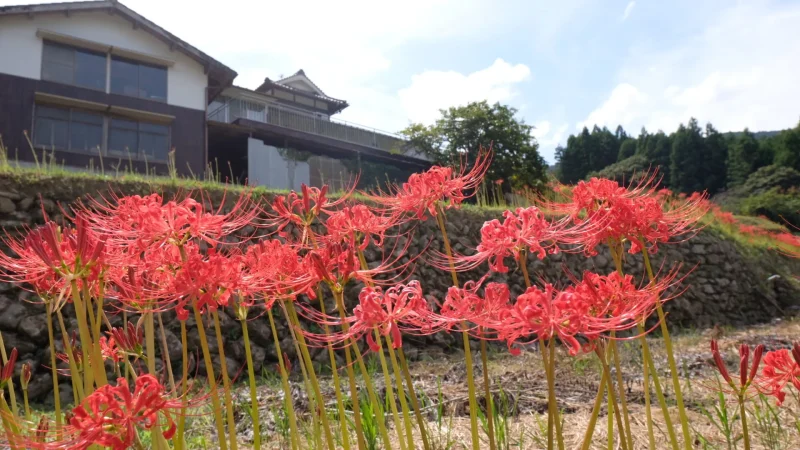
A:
[0,12,208,110]
[247,138,310,190]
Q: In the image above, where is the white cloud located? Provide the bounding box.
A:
[622,1,636,21]
[397,58,532,125]
[581,1,800,136]
[533,122,569,162]
[577,83,647,130]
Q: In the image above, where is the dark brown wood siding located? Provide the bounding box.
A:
[0,72,205,176]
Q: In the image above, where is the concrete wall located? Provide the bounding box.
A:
[247,137,310,191]
[0,11,208,110]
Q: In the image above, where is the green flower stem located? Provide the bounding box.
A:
[608,241,673,450]
[157,313,176,392]
[374,329,408,450]
[434,205,480,450]
[608,338,634,449]
[0,332,19,418]
[240,313,262,450]
[284,300,337,450]
[349,334,394,450]
[579,363,609,450]
[69,282,99,394]
[641,247,692,450]
[282,301,322,449]
[211,310,239,450]
[145,311,169,450]
[596,344,628,450]
[56,309,85,402]
[385,336,417,450]
[0,394,20,450]
[397,347,432,450]
[175,319,189,450]
[545,339,565,450]
[332,287,387,450]
[316,288,352,450]
[267,307,300,450]
[739,394,750,450]
[191,302,228,450]
[45,309,63,435]
[479,336,496,450]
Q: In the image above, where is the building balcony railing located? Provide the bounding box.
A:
[208,97,420,157]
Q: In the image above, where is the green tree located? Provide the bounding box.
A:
[401,101,547,190]
[727,128,760,187]
[670,118,706,193]
[775,122,800,171]
[646,131,672,186]
[703,123,728,194]
[557,127,593,183]
[617,138,637,161]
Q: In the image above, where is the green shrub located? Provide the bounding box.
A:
[588,154,650,184]
[740,187,800,229]
[738,165,800,196]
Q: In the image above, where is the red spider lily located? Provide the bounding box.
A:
[0,348,17,388]
[709,340,764,396]
[366,148,492,219]
[324,204,398,250]
[21,362,32,390]
[0,217,106,296]
[99,336,122,363]
[108,323,144,358]
[437,206,572,273]
[56,332,84,377]
[242,239,318,306]
[498,269,677,356]
[267,183,355,238]
[758,346,800,405]
[439,279,511,332]
[543,175,709,255]
[348,281,439,351]
[306,238,415,289]
[712,208,737,225]
[61,375,186,450]
[76,190,257,252]
[172,247,244,319]
[500,283,589,355]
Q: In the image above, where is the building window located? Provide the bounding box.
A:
[33,106,103,152]
[33,105,170,161]
[41,42,107,91]
[111,57,167,102]
[109,118,170,161]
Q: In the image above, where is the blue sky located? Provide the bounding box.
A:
[7,0,800,163]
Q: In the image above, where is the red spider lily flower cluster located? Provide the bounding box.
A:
[63,375,186,450]
[709,340,764,396]
[108,323,144,358]
[496,271,670,355]
[440,206,573,273]
[367,149,492,219]
[348,281,440,351]
[757,344,800,405]
[543,174,709,255]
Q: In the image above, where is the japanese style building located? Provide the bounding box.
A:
[0,0,429,189]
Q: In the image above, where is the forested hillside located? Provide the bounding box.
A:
[554,119,800,226]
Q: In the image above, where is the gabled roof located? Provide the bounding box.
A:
[275,69,327,97]
[0,0,237,99]
[256,69,349,115]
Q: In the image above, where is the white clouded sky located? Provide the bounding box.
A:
[3,0,798,164]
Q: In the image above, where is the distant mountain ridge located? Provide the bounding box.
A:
[722,130,783,140]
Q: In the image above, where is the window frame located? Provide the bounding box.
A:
[32,105,104,154]
[32,104,171,163]
[40,41,169,103]
[41,41,108,92]
[110,55,168,103]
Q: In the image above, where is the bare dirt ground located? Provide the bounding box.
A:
[201,317,800,450]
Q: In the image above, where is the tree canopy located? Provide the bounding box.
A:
[401,101,548,191]
[555,118,799,196]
